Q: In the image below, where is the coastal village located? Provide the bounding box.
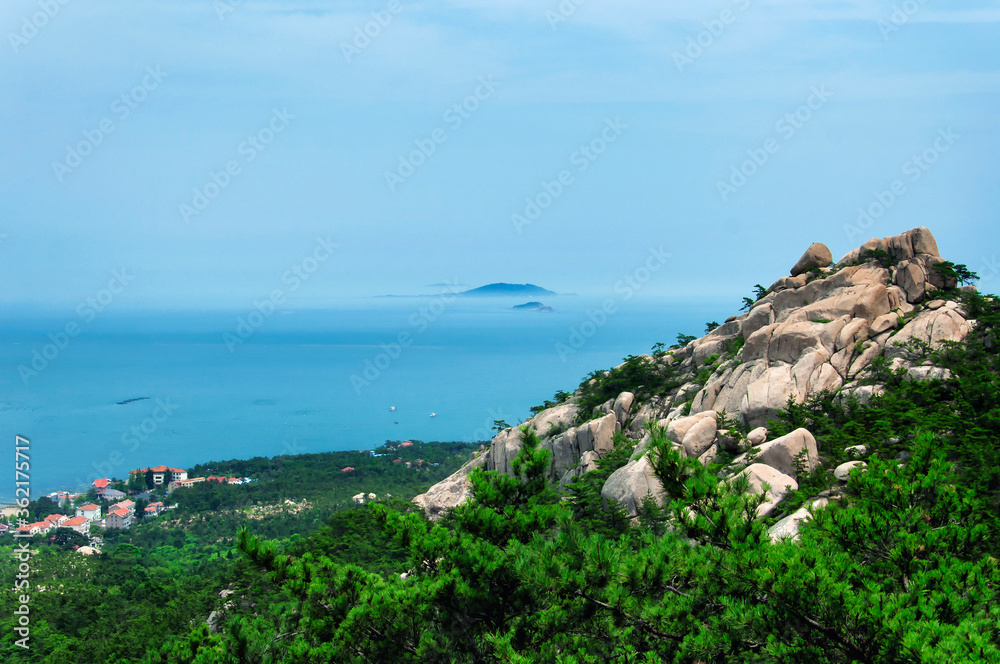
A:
[2,464,253,551]
[1,441,435,551]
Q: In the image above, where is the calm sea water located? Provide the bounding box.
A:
[0,296,728,501]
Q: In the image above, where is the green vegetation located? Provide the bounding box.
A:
[6,288,1000,663]
[146,423,999,663]
[0,441,478,663]
[932,260,978,287]
[575,354,683,421]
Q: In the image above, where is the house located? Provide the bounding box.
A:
[400,441,414,447]
[144,502,164,516]
[100,488,126,501]
[60,516,91,534]
[206,476,227,483]
[16,522,49,536]
[341,467,355,472]
[43,514,68,527]
[167,477,205,492]
[132,465,188,488]
[93,478,111,490]
[104,507,132,530]
[76,503,101,520]
[111,500,135,516]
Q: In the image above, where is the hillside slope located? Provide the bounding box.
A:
[415,227,976,521]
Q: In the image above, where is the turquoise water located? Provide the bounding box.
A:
[0,296,728,501]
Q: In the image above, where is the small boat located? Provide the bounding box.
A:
[389,406,396,411]
[430,412,437,417]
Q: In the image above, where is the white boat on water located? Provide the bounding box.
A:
[389,406,396,411]
[430,412,436,417]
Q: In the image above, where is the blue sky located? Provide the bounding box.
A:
[1,0,998,310]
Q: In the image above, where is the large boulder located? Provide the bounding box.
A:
[601,455,664,518]
[667,411,717,447]
[740,464,798,518]
[613,392,635,426]
[682,416,718,458]
[768,498,829,542]
[412,451,488,518]
[791,242,833,277]
[733,428,819,479]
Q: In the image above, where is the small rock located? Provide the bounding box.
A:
[747,426,768,446]
[834,460,867,481]
[844,445,868,459]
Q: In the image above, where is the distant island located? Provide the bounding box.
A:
[460,283,557,297]
[513,301,554,313]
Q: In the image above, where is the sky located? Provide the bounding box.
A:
[1,0,998,311]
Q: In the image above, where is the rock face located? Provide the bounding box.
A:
[791,242,833,277]
[414,227,974,521]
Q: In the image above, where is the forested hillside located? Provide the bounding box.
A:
[136,233,999,663]
[0,441,479,663]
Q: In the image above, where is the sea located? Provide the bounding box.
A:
[0,296,729,502]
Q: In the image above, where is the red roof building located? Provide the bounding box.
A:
[61,516,91,534]
[93,478,110,489]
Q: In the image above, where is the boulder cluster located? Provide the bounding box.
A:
[413,228,975,533]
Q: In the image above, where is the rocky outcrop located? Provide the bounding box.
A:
[415,227,975,521]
